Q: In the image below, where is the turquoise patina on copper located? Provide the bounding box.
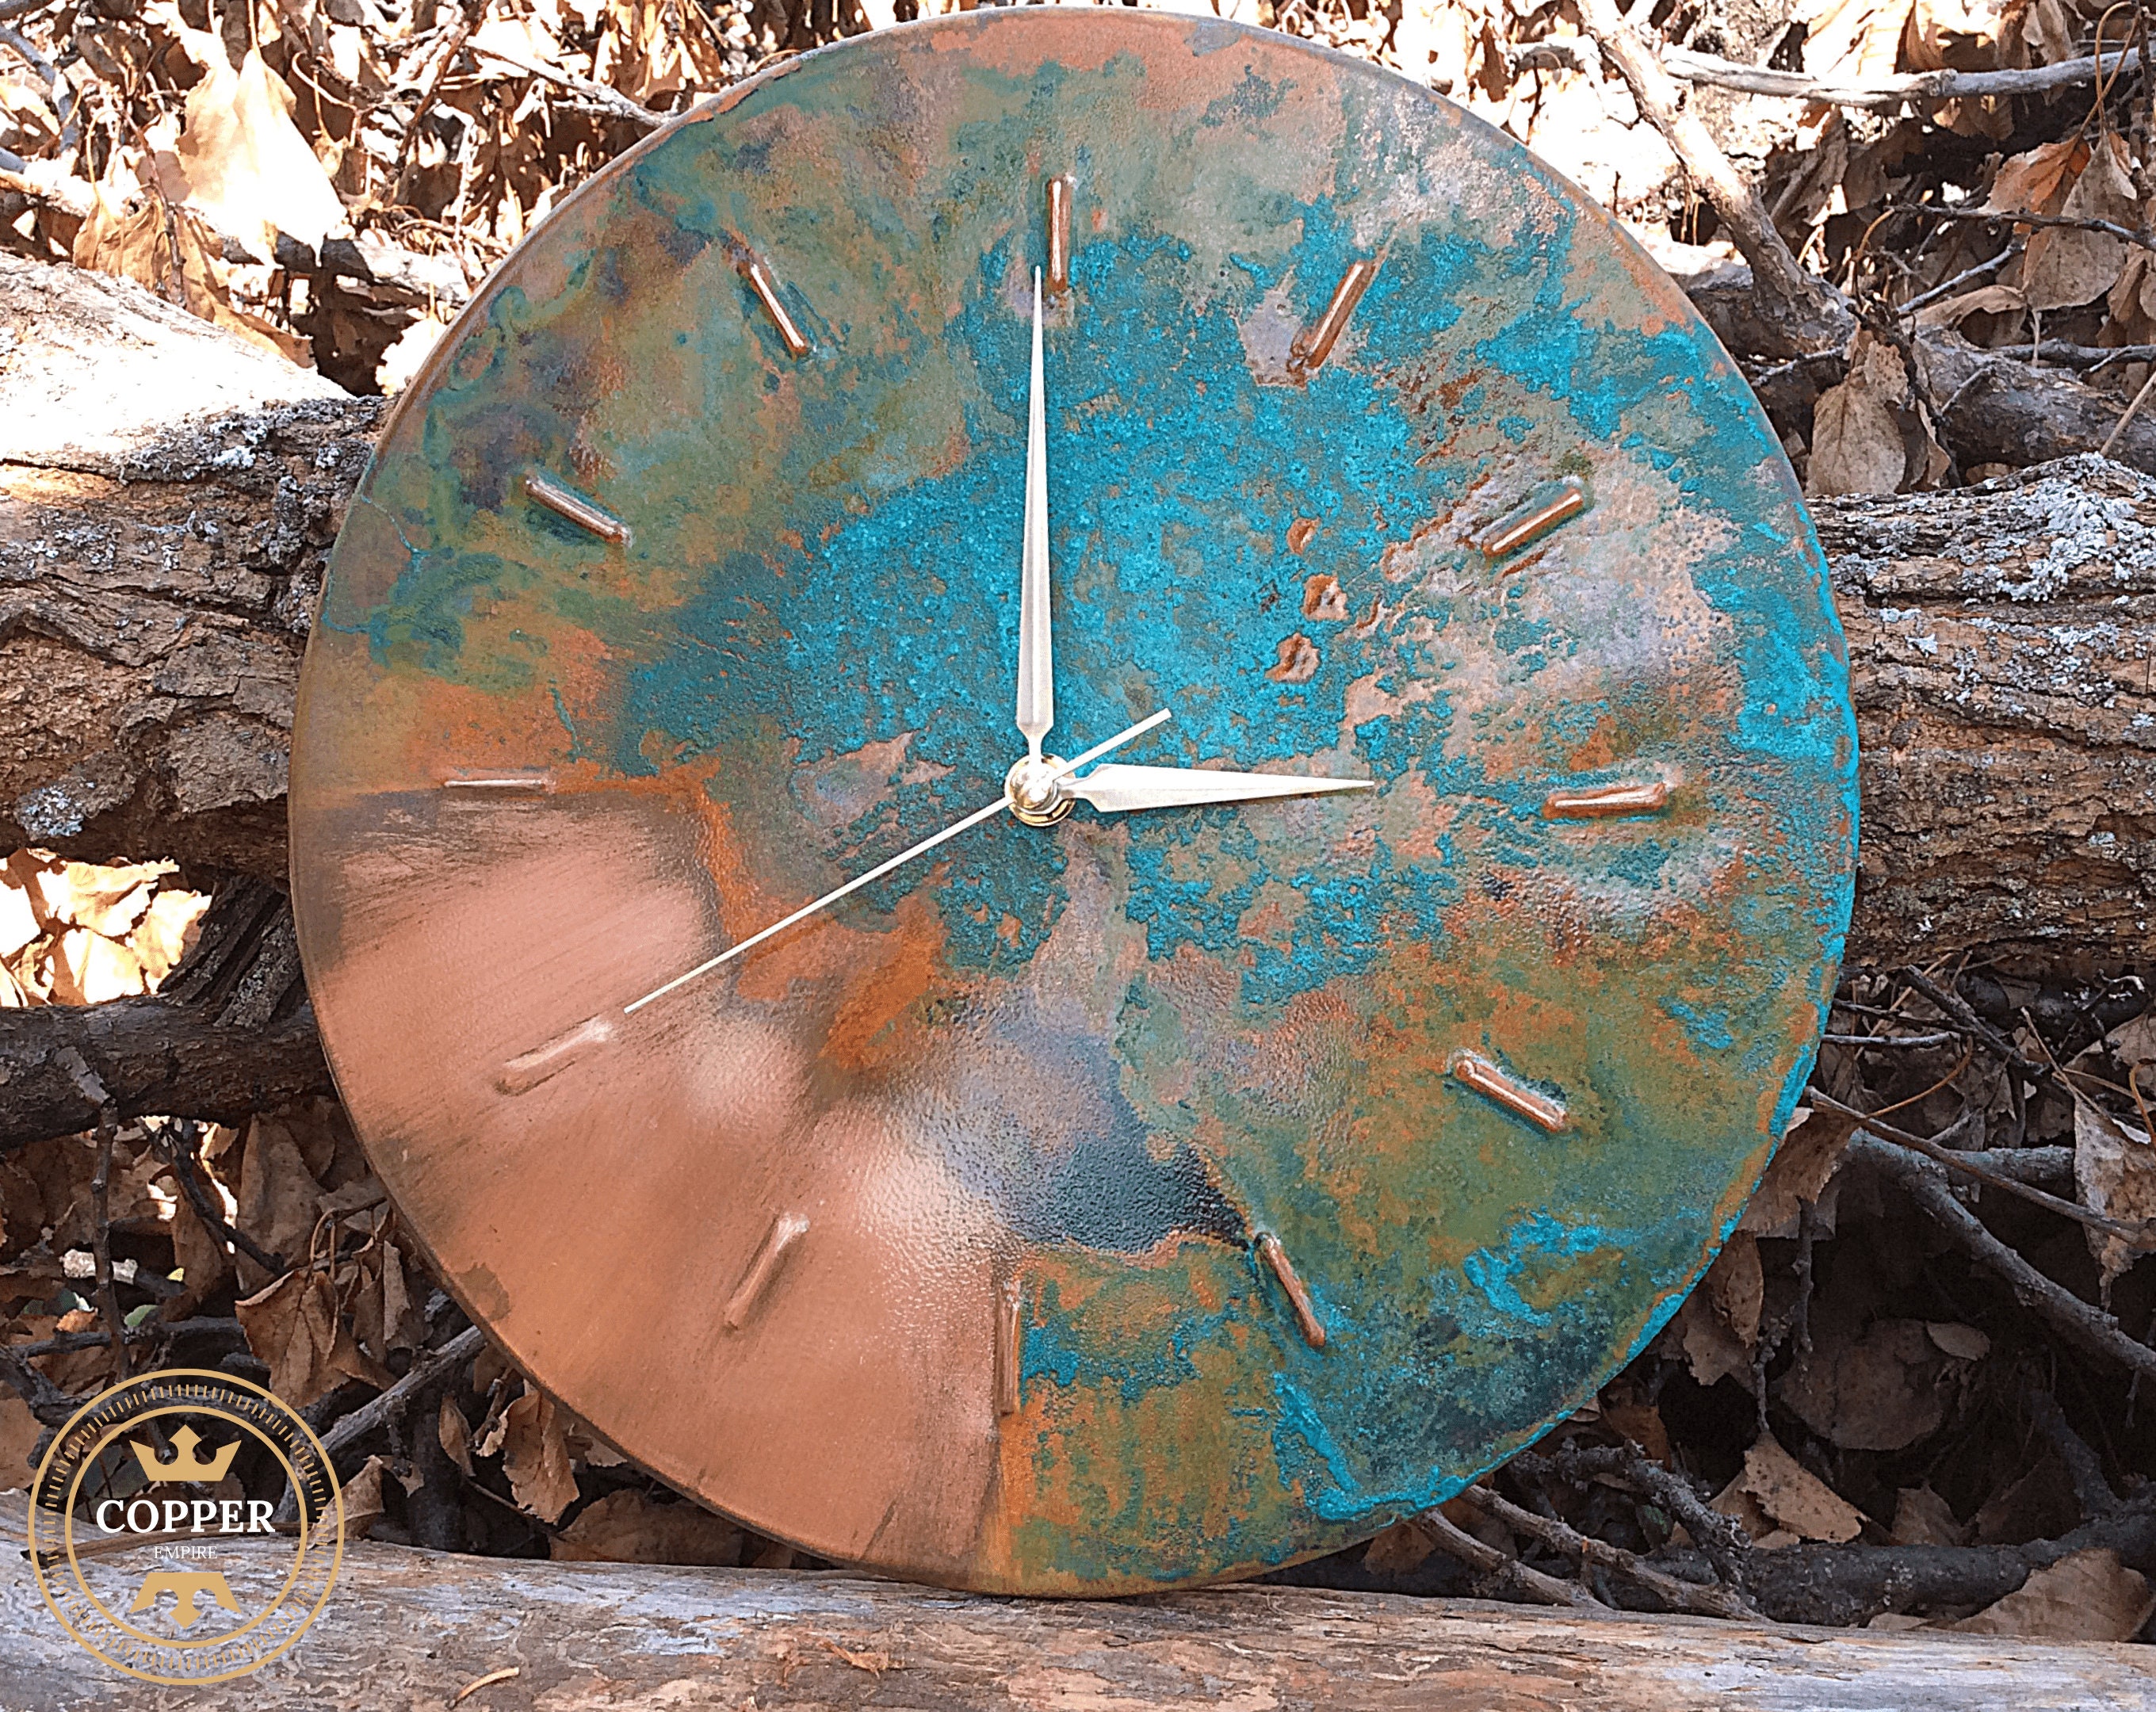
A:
[291,13,1856,1594]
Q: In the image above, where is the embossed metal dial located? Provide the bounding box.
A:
[289,13,1856,1595]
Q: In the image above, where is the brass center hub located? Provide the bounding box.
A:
[1006,755,1074,826]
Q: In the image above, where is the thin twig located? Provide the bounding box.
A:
[1516,1441,1755,1592]
[89,1110,128,1387]
[1814,1089,2156,1249]
[1822,1030,1963,1048]
[0,1343,80,1430]
[8,1317,246,1360]
[390,0,494,211]
[147,1118,287,1281]
[1898,243,2020,316]
[2104,364,2156,456]
[1897,968,2055,1083]
[1889,200,2156,254]
[1455,1483,1754,1618]
[1508,37,2153,108]
[1409,1504,1610,1609]
[468,42,663,128]
[274,1325,487,1524]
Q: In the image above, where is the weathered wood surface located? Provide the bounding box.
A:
[2,253,2150,967]
[0,1500,2149,1711]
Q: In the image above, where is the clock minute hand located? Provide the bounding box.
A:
[1064,763,1371,816]
[1015,267,1053,763]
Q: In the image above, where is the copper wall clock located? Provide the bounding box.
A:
[290,11,1857,1594]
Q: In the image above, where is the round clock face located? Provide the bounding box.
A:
[291,12,1856,1594]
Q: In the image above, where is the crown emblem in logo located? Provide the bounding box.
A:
[129,1425,240,1485]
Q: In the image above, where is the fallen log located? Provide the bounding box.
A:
[0,1496,2150,1711]
[2,253,2150,970]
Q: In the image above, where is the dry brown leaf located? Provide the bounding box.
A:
[439,1396,474,1477]
[1600,1394,1672,1463]
[1712,1433,1866,1546]
[1704,1230,1764,1350]
[560,1408,629,1469]
[1361,1516,1438,1574]
[158,14,348,261]
[1925,1320,1990,1361]
[500,1384,578,1524]
[379,1240,422,1352]
[1778,1313,1976,1450]
[1808,332,1936,498]
[0,1386,43,1489]
[235,1269,340,1407]
[41,928,147,1005]
[1955,1548,2156,1641]
[1986,136,2090,217]
[1672,1290,1753,1388]
[48,862,166,935]
[2022,133,2140,311]
[2018,0,2078,67]
[1890,1484,1970,1546]
[341,1453,396,1539]
[1975,1455,2084,1546]
[1903,0,2012,70]
[163,1181,235,1319]
[0,883,41,960]
[132,888,208,986]
[2108,1009,2156,1070]
[73,179,310,365]
[549,1490,744,1565]
[1915,281,2028,331]
[1803,0,1915,84]
[2072,1099,2156,1292]
[233,1115,328,1293]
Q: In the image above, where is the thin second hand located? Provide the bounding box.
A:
[621,707,1172,1016]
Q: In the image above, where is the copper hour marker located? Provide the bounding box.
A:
[1256,1233,1326,1348]
[1476,479,1588,560]
[995,1278,1025,1416]
[496,1015,614,1095]
[442,774,551,797]
[1450,1051,1568,1134]
[1046,176,1074,295]
[736,251,812,358]
[724,1212,809,1331]
[524,473,629,544]
[1543,779,1672,820]
[1289,258,1378,377]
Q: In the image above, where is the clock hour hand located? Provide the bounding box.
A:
[1062,763,1370,816]
[1015,267,1053,763]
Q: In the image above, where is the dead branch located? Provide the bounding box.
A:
[0,881,331,1154]
[1811,1089,2156,1249]
[1846,1133,2156,1383]
[1570,0,1852,353]
[1453,1483,1755,1618]
[1405,1506,1610,1610]
[1509,36,2154,110]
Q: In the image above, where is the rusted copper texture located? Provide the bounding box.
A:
[291,13,1856,1596]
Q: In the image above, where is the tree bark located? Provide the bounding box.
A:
[3,254,2150,969]
[0,251,379,884]
[2,1495,2152,1712]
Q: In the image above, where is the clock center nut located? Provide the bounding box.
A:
[1006,755,1075,826]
